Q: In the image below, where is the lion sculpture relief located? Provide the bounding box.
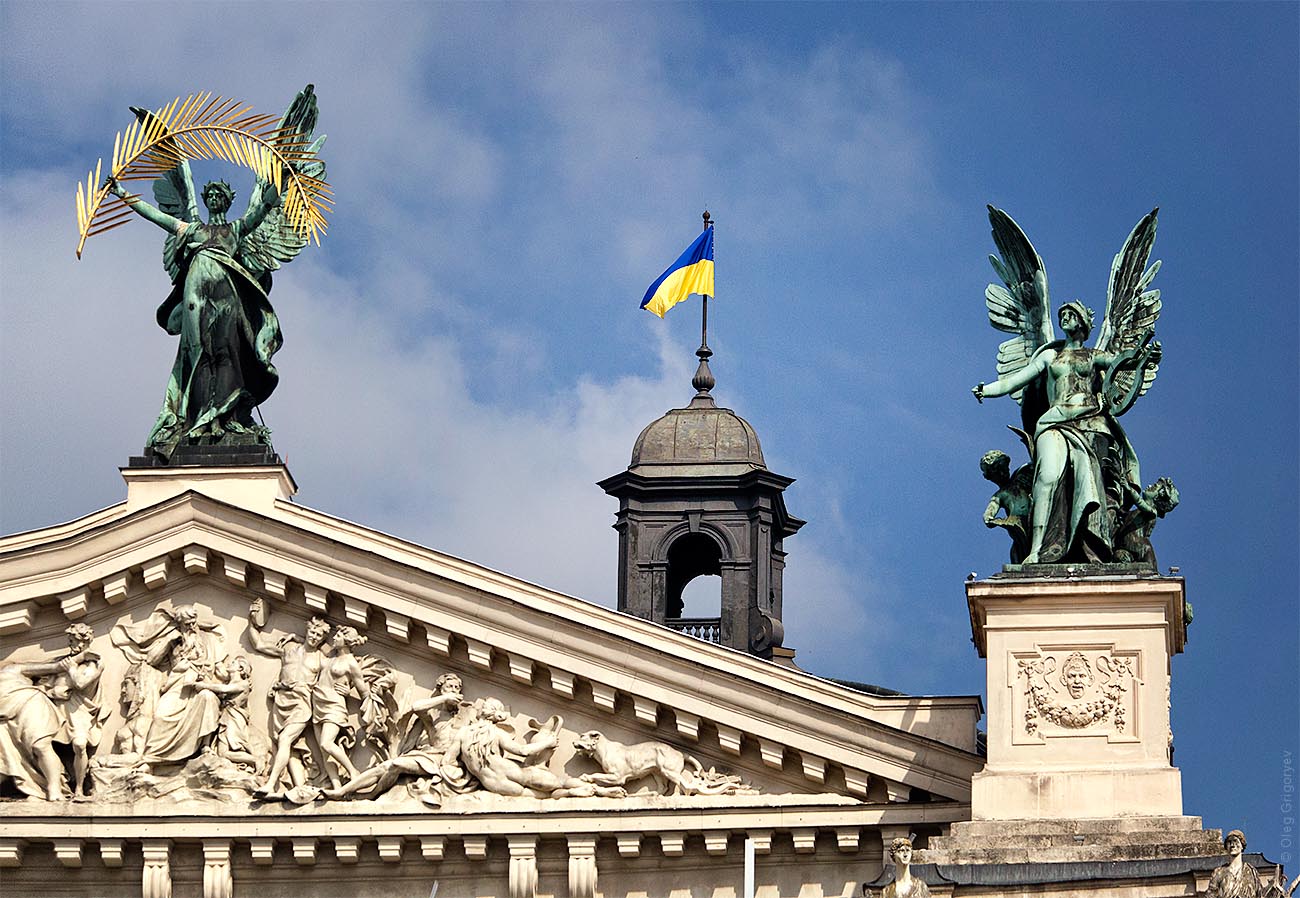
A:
[572,731,755,797]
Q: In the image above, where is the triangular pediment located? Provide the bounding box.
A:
[0,473,981,821]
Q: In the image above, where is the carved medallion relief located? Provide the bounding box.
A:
[1010,645,1142,745]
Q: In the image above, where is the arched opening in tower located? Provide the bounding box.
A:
[677,575,722,620]
[665,532,722,622]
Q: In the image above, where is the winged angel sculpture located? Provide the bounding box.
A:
[972,207,1176,566]
[75,86,331,461]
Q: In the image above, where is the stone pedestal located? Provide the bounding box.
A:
[966,571,1187,820]
[121,462,297,514]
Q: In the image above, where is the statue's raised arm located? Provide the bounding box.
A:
[105,176,187,235]
[75,86,331,463]
[235,84,327,291]
[972,206,1176,567]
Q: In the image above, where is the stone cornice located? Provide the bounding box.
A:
[966,574,1188,657]
[0,797,968,838]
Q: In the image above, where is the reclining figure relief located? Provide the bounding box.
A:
[320,672,471,805]
[452,699,627,800]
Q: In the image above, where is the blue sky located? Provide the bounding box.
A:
[2,1,1296,864]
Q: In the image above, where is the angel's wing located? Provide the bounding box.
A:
[985,206,1056,430]
[238,85,327,286]
[1097,208,1161,415]
[130,105,199,284]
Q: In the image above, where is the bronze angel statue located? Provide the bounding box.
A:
[972,206,1173,565]
[96,85,328,461]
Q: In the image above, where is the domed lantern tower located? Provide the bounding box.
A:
[598,338,804,661]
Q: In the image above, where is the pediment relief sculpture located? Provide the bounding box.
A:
[0,485,985,814]
[572,731,755,797]
[0,623,108,800]
[1,495,983,814]
[1,592,767,811]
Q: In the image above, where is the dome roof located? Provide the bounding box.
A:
[629,396,766,469]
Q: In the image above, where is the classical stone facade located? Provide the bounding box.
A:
[0,465,986,897]
[966,571,1188,821]
[0,386,1284,897]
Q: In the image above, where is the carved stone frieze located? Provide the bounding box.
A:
[2,593,767,812]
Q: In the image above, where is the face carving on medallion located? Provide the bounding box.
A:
[1059,652,1095,699]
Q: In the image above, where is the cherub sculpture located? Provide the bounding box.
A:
[1113,476,1180,565]
[98,86,327,461]
[979,448,1034,563]
[203,656,260,771]
[972,206,1168,565]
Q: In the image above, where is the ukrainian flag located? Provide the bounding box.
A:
[640,226,715,318]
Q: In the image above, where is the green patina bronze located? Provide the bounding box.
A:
[972,206,1177,567]
[105,86,326,462]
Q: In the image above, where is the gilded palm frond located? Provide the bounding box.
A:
[75,92,333,258]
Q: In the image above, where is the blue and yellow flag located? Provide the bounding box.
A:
[640,226,715,318]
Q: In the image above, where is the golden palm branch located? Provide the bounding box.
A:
[75,92,333,258]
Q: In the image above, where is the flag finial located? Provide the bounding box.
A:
[691,209,716,407]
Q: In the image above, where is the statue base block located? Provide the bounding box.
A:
[971,765,1183,820]
[999,561,1157,576]
[121,462,297,514]
[129,444,282,467]
[966,571,1187,820]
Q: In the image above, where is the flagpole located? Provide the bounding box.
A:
[700,209,711,350]
[692,210,716,403]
